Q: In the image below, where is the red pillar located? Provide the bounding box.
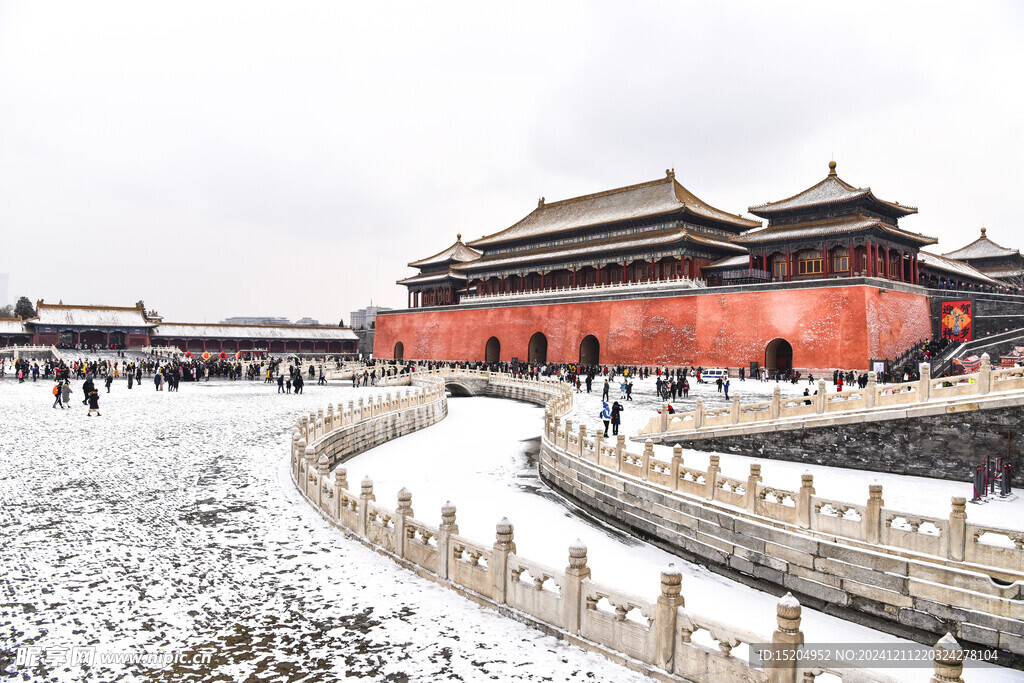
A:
[849,242,855,275]
[572,269,577,288]
[649,260,654,281]
[623,262,628,283]
[822,243,829,278]
[748,254,754,276]
[866,241,873,277]
[786,250,792,282]
[540,272,545,290]
[597,264,602,285]
[885,247,890,279]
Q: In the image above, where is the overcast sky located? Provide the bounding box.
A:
[1,1,1021,323]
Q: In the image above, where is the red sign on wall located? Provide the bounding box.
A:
[941,300,973,342]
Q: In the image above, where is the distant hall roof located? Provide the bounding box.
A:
[31,301,155,328]
[467,171,759,248]
[941,227,1021,260]
[749,162,917,218]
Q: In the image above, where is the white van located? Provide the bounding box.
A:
[700,368,729,382]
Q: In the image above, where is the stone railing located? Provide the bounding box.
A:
[640,356,1024,437]
[287,369,978,681]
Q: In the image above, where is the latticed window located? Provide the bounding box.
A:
[832,248,849,272]
[797,250,823,275]
[772,259,788,278]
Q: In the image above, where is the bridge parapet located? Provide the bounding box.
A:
[288,369,976,680]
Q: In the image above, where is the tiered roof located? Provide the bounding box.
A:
[917,251,1003,286]
[456,226,744,272]
[408,235,481,268]
[749,162,917,218]
[734,215,937,246]
[0,318,29,335]
[468,171,758,249]
[942,228,1021,261]
[31,301,155,328]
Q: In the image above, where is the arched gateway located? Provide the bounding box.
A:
[765,338,793,372]
[579,335,599,365]
[485,336,500,363]
[528,332,547,365]
[394,341,404,361]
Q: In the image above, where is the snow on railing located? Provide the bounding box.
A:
[639,354,1024,439]
[460,276,707,304]
[287,368,979,681]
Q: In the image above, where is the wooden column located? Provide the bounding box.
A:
[540,272,545,290]
[596,264,602,285]
[749,254,754,276]
[572,269,577,288]
[622,262,628,283]
[822,243,829,278]
[885,246,891,279]
[849,241,855,275]
[786,250,792,282]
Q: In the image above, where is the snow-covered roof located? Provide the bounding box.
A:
[467,172,758,248]
[749,162,917,218]
[733,216,936,246]
[397,270,468,285]
[941,228,1022,260]
[153,323,357,341]
[0,318,29,335]
[703,254,750,270]
[408,236,482,268]
[918,251,1003,285]
[31,302,154,328]
[455,227,745,272]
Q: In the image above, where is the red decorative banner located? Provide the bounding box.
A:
[941,300,973,342]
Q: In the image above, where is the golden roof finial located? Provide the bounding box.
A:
[980,227,987,236]
[457,233,462,241]
[828,160,837,176]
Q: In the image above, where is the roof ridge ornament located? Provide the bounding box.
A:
[828,160,837,176]
[457,233,462,242]
[666,168,675,179]
[538,197,545,208]
[981,227,987,236]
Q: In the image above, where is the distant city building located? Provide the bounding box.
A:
[294,317,321,326]
[220,316,292,326]
[350,304,393,330]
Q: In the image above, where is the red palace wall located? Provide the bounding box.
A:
[374,284,932,370]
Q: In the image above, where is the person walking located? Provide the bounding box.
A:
[682,378,689,398]
[625,380,633,401]
[723,378,731,400]
[105,375,113,393]
[127,371,133,389]
[87,390,101,416]
[600,402,611,438]
[278,374,285,393]
[60,380,72,408]
[601,379,610,401]
[52,381,63,409]
[294,373,304,395]
[610,401,623,436]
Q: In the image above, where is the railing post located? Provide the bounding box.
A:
[642,439,653,481]
[769,593,804,683]
[358,477,375,538]
[866,484,883,544]
[304,444,317,498]
[394,488,413,560]
[948,497,967,562]
[660,402,669,431]
[563,540,590,634]
[979,353,991,395]
[316,454,330,510]
[797,472,814,529]
[593,432,603,463]
[615,435,625,472]
[771,386,781,419]
[334,467,348,521]
[291,431,302,480]
[705,455,719,501]
[931,633,964,683]
[578,424,587,458]
[919,363,931,402]
[866,371,877,408]
[564,419,573,451]
[655,564,683,671]
[694,398,703,429]
[731,395,741,424]
[670,446,682,492]
[815,380,826,414]
[492,518,515,605]
[438,502,458,580]
[746,464,761,513]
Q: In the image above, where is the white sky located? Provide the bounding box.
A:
[1,1,1022,322]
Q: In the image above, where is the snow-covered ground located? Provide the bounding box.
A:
[564,375,1024,530]
[1,376,1019,682]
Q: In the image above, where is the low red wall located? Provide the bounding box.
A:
[374,285,931,370]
